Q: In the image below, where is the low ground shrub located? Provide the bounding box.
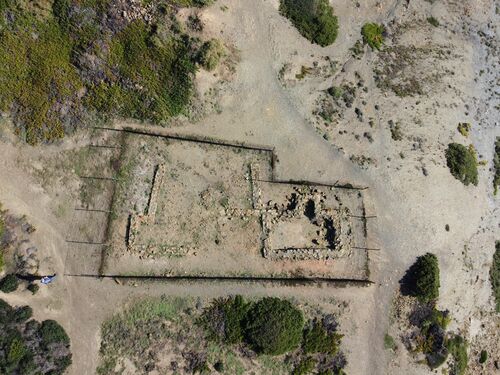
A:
[279,0,339,46]
[361,23,385,50]
[384,333,396,351]
[14,306,32,323]
[200,295,250,344]
[427,16,440,27]
[292,357,316,375]
[303,320,343,355]
[493,137,500,194]
[445,143,478,186]
[490,241,500,312]
[457,122,471,137]
[446,335,468,375]
[0,274,19,293]
[197,39,225,71]
[245,297,304,355]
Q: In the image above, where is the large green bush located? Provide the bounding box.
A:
[412,253,440,302]
[0,274,19,293]
[245,297,304,355]
[279,0,339,47]
[39,319,71,346]
[445,143,478,186]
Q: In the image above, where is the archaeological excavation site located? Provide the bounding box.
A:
[65,127,376,281]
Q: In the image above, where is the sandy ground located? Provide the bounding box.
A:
[0,0,499,374]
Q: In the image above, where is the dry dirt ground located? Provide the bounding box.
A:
[0,0,499,374]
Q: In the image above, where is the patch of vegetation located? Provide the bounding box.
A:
[245,297,304,355]
[200,295,251,344]
[427,16,440,27]
[457,122,471,137]
[0,0,219,144]
[0,16,82,144]
[446,335,468,375]
[0,274,19,293]
[350,40,364,59]
[0,298,72,374]
[0,210,4,273]
[279,0,339,47]
[445,143,479,186]
[490,241,500,312]
[303,319,343,355]
[197,39,225,71]
[94,19,197,122]
[400,257,469,373]
[384,333,396,351]
[479,349,488,364]
[373,45,442,97]
[401,253,440,302]
[100,296,347,374]
[493,137,500,194]
[292,357,316,375]
[361,23,384,50]
[389,121,403,141]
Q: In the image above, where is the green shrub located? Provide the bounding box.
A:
[412,253,440,302]
[427,16,440,27]
[14,306,32,323]
[445,143,478,186]
[0,298,14,323]
[303,320,343,355]
[52,0,71,31]
[0,274,19,293]
[292,357,316,375]
[384,333,396,351]
[197,39,224,71]
[201,295,251,344]
[490,241,500,312]
[318,370,346,375]
[361,23,385,50]
[27,283,39,295]
[479,349,488,364]
[457,123,471,137]
[493,138,500,194]
[7,335,26,366]
[245,297,304,355]
[279,0,339,47]
[446,335,468,375]
[39,319,70,346]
